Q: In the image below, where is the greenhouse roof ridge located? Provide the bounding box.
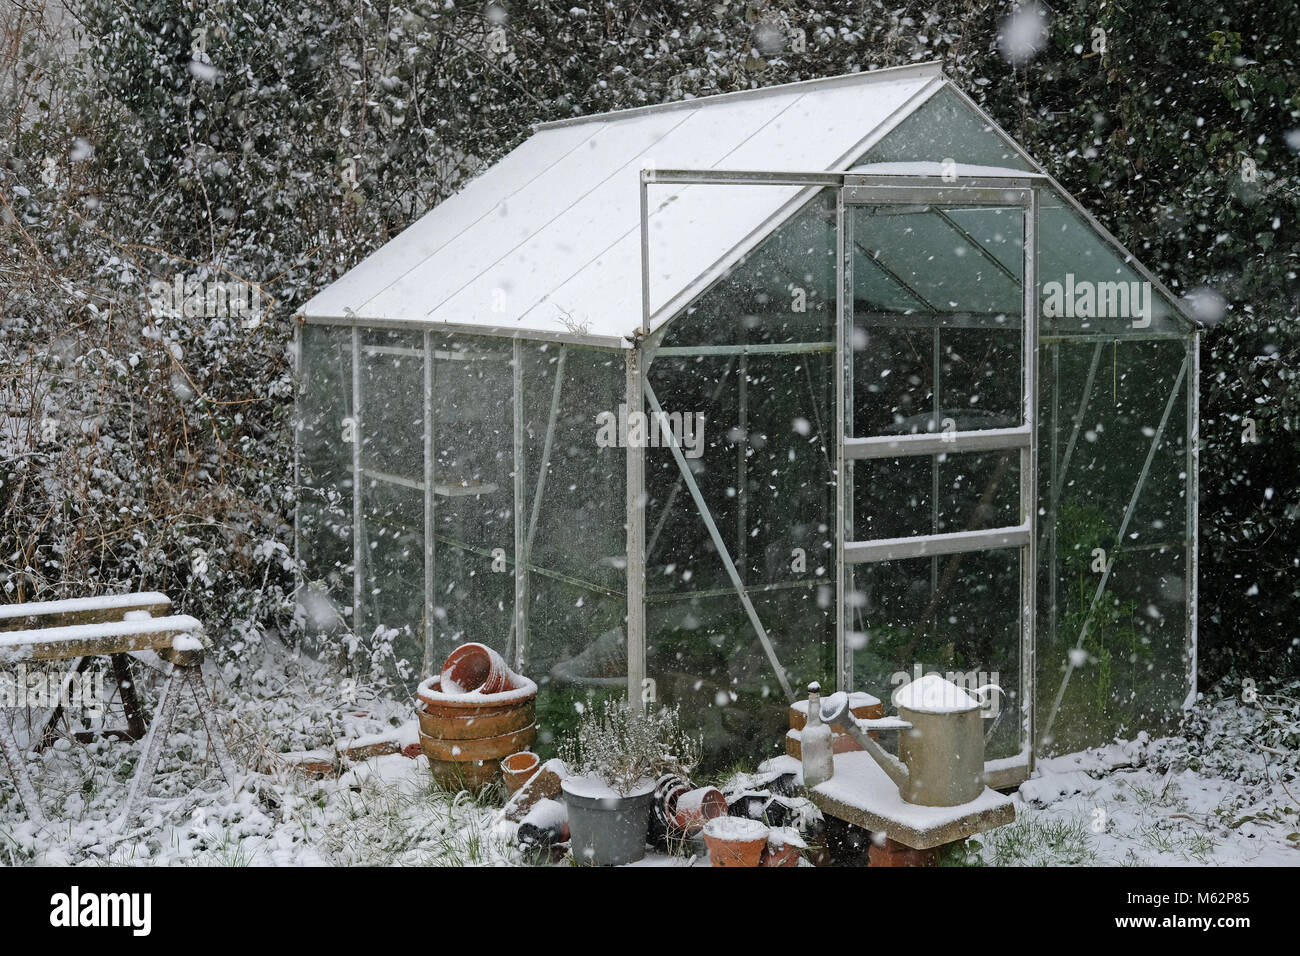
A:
[532,61,946,131]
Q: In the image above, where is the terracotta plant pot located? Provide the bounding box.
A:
[419,724,536,763]
[414,672,539,793]
[673,787,727,834]
[416,675,537,716]
[440,642,513,695]
[416,698,535,740]
[425,757,500,792]
[760,827,806,868]
[702,817,769,867]
[501,751,541,796]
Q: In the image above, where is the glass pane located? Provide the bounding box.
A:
[1036,337,1191,755]
[659,188,837,348]
[859,207,1022,315]
[357,328,425,680]
[428,335,514,667]
[647,183,839,766]
[855,87,1034,172]
[852,204,1024,433]
[1039,189,1184,336]
[853,450,1020,541]
[849,552,1023,762]
[297,324,355,642]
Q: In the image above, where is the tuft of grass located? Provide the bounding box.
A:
[983,816,1098,866]
[320,775,518,866]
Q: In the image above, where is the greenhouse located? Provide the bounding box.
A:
[295,62,1199,782]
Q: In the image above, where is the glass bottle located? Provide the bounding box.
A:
[802,681,834,787]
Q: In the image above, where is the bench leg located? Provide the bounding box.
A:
[1,715,45,826]
[117,662,238,828]
[115,654,148,741]
[117,661,184,828]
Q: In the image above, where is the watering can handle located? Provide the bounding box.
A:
[971,684,1004,710]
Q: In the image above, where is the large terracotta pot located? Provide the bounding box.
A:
[415,671,538,791]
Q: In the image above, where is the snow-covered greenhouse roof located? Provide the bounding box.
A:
[298,62,1190,348]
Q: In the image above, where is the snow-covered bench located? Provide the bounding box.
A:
[0,592,237,827]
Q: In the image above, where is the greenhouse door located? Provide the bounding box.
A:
[835,180,1037,785]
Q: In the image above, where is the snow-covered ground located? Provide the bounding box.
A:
[1,654,1295,867]
[969,688,1300,867]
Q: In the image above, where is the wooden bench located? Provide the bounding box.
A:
[0,592,238,827]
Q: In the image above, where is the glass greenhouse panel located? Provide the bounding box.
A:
[851,204,1025,434]
[357,329,425,674]
[647,187,838,762]
[856,86,1034,171]
[297,324,355,642]
[1039,190,1183,337]
[849,551,1023,762]
[658,188,837,348]
[643,345,837,764]
[853,450,1020,540]
[1036,336,1191,755]
[519,343,627,757]
[427,334,515,671]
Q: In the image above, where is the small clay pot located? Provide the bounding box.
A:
[651,774,690,842]
[702,817,769,867]
[760,843,802,868]
[761,826,806,867]
[673,787,727,833]
[440,642,513,695]
[501,751,541,796]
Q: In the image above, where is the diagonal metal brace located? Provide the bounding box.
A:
[643,378,795,701]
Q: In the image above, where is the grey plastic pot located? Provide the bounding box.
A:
[562,778,654,866]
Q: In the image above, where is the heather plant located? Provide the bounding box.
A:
[559,700,701,796]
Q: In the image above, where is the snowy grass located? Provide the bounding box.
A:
[966,681,1300,867]
[0,652,524,866]
[3,660,1296,867]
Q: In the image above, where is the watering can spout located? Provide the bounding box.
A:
[818,696,912,793]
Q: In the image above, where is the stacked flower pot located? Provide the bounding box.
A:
[785,690,883,759]
[416,643,537,791]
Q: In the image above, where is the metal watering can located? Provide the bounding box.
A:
[821,674,1002,808]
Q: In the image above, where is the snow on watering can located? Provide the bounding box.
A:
[820,673,1002,808]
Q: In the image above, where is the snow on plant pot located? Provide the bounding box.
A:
[702,816,770,867]
[673,786,727,833]
[559,700,701,866]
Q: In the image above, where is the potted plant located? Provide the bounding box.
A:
[559,700,700,866]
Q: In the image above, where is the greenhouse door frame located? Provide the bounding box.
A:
[638,170,1040,782]
[836,177,1039,788]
